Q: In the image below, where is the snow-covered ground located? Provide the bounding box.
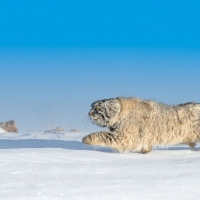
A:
[0,131,200,200]
[0,127,6,133]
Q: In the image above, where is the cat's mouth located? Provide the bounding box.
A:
[89,113,107,127]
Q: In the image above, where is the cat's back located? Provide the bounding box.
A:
[174,102,200,122]
[117,97,171,112]
[176,102,200,108]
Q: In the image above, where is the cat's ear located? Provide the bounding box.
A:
[109,98,118,103]
[109,99,121,111]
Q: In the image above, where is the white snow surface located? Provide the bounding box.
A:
[0,131,200,200]
[0,127,6,133]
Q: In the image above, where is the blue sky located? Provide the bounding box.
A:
[0,0,200,132]
[0,0,200,48]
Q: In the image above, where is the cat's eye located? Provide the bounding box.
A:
[95,107,99,110]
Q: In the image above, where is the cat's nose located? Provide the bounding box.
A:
[88,111,93,116]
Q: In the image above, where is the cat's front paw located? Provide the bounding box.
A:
[82,134,94,145]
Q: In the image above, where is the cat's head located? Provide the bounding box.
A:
[89,98,121,127]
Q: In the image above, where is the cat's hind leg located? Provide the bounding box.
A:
[140,146,152,154]
[188,142,196,148]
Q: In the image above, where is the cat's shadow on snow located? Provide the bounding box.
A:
[0,139,200,153]
[0,139,114,152]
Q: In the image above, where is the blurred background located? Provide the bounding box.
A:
[0,0,200,132]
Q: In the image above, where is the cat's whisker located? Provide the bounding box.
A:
[83,118,91,131]
[81,115,89,123]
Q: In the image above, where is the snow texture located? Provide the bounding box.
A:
[0,127,6,133]
[0,131,200,200]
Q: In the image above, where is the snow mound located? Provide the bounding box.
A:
[0,127,6,133]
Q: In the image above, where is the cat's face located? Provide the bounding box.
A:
[89,98,121,127]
